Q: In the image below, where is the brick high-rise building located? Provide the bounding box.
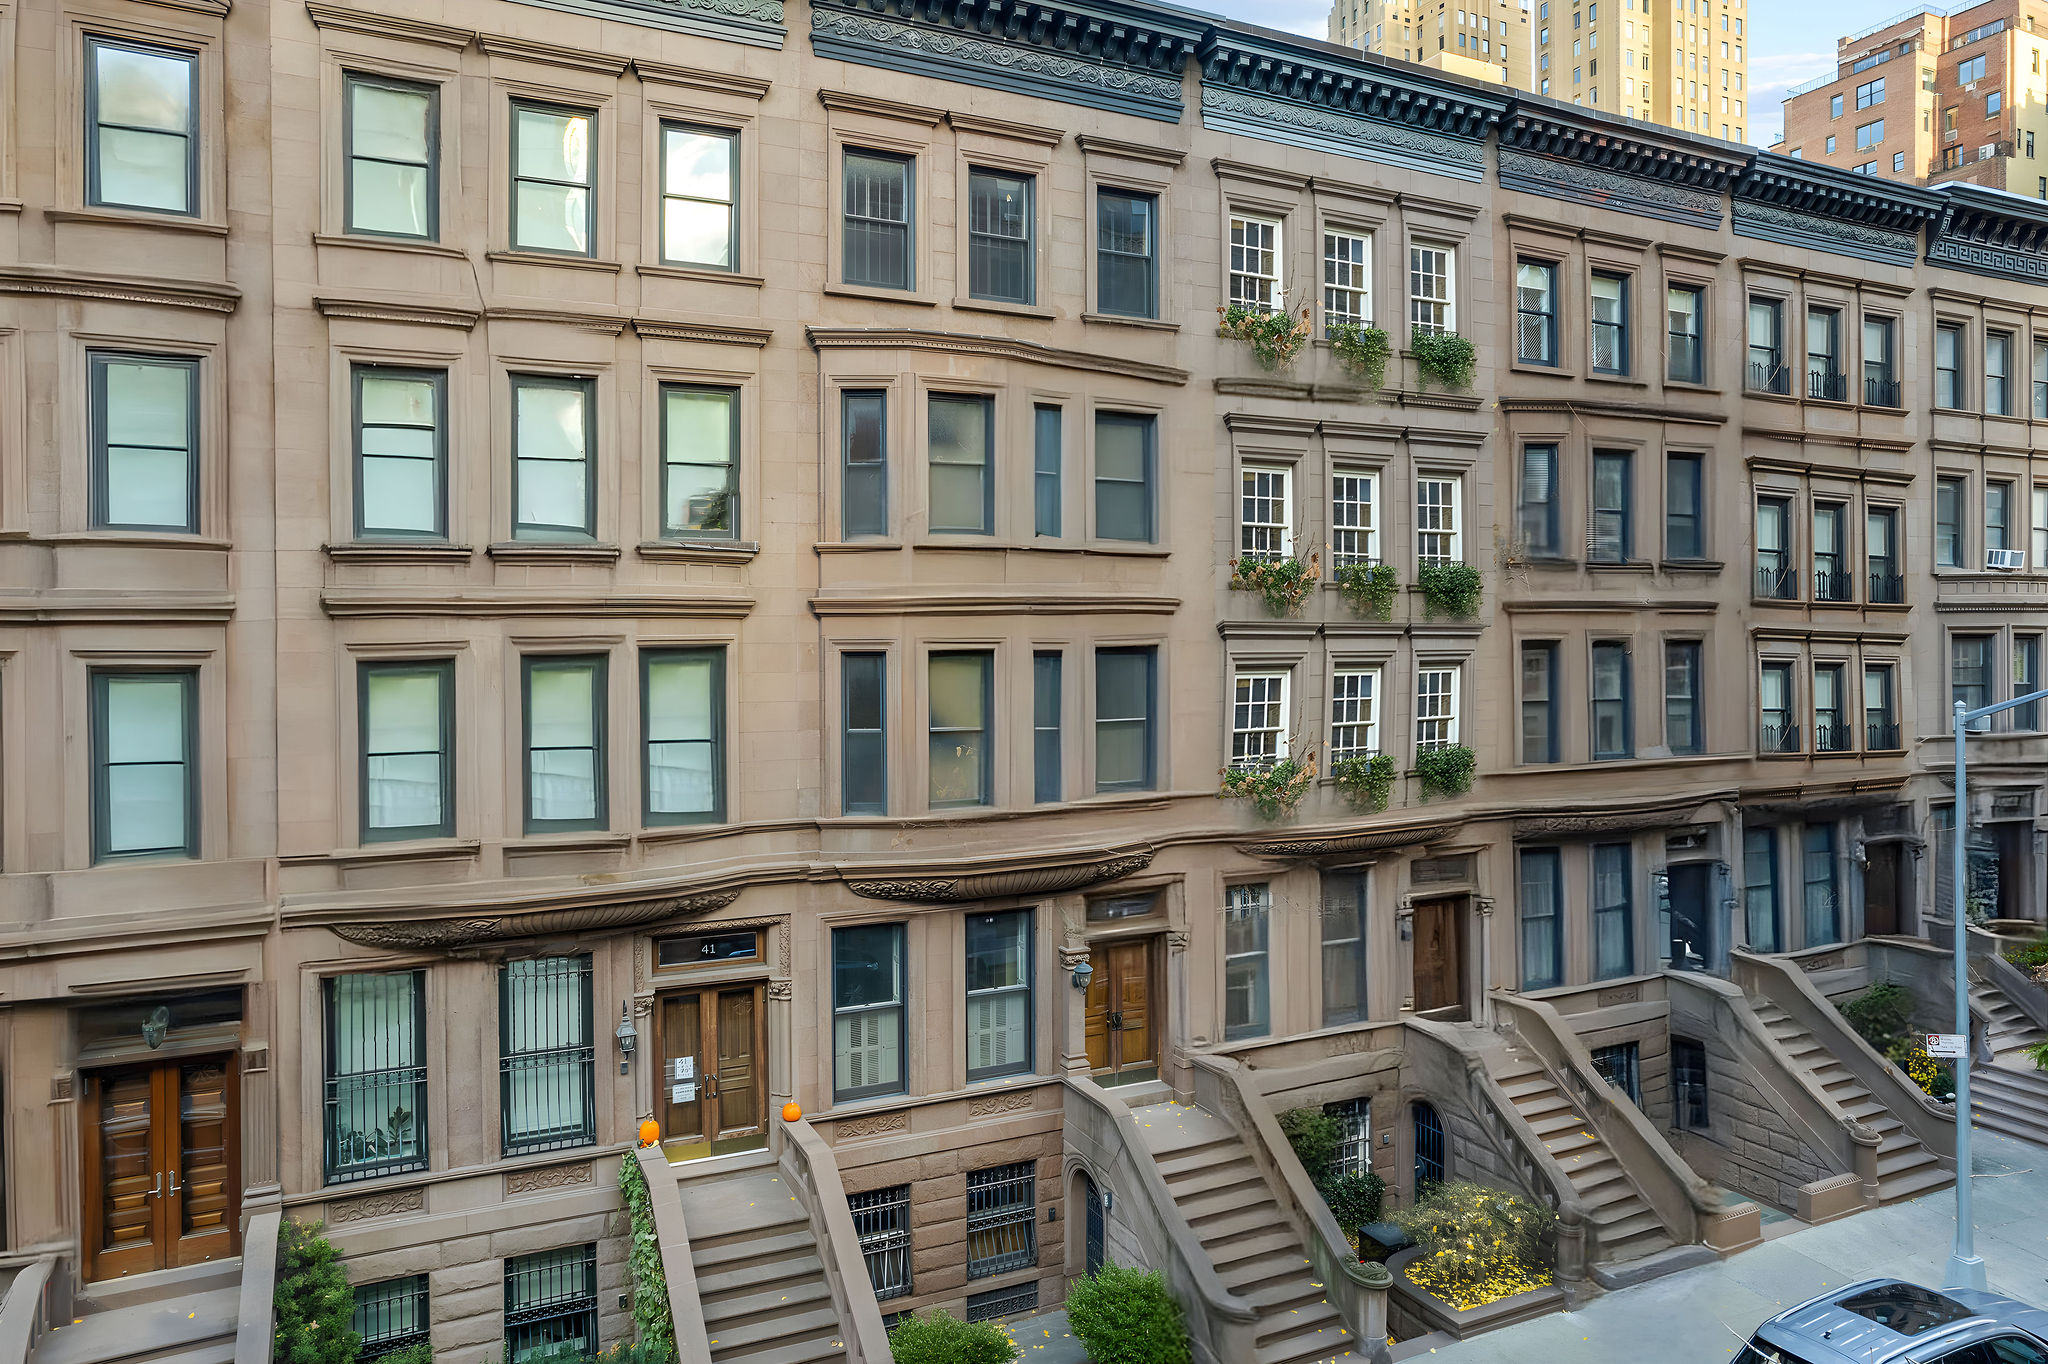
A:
[1776,0,2048,194]
[1327,0,1753,140]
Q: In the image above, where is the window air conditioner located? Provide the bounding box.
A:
[1988,548,2027,570]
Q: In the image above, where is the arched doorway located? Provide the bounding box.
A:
[1080,1170,1105,1275]
[1412,1101,1445,1196]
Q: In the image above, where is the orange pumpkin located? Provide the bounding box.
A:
[782,1102,803,1123]
[638,1119,660,1147]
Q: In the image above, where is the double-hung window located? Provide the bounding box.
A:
[1410,243,1455,335]
[1864,663,1898,749]
[842,391,887,538]
[660,124,735,269]
[660,385,737,539]
[1240,466,1291,560]
[1813,663,1849,752]
[1665,453,1703,559]
[346,74,436,239]
[524,656,605,833]
[1520,642,1558,764]
[1747,298,1786,393]
[1324,231,1371,328]
[1590,272,1629,374]
[1988,481,2014,558]
[2035,341,2048,419]
[965,911,1032,1082]
[510,102,594,256]
[1802,825,1840,945]
[1515,259,1558,365]
[1590,641,1632,760]
[1936,476,1964,568]
[1518,444,1560,557]
[1743,827,1780,952]
[1987,331,2015,415]
[1665,641,1703,755]
[1806,307,1843,401]
[2037,483,2048,572]
[1416,477,1462,565]
[512,375,595,541]
[1952,634,1992,712]
[1096,189,1158,318]
[1936,322,1964,409]
[1034,406,1061,538]
[91,670,197,862]
[353,366,445,539]
[1590,450,1632,562]
[360,661,453,841]
[967,169,1033,305]
[643,649,724,825]
[1033,652,1061,803]
[1320,872,1369,1028]
[1812,503,1848,602]
[842,653,887,815]
[1760,660,1797,753]
[1332,470,1378,567]
[844,150,914,290]
[1330,668,1380,762]
[2014,636,2041,730]
[1231,671,1288,768]
[1416,666,1460,749]
[1756,496,1794,599]
[928,652,992,808]
[1592,843,1634,979]
[1224,884,1271,1040]
[1667,285,1704,383]
[1095,647,1157,793]
[91,352,198,533]
[833,923,906,1100]
[1864,315,1898,405]
[929,395,993,534]
[323,970,427,1183]
[86,37,198,215]
[1094,412,1155,543]
[1229,214,1282,311]
[504,1247,597,1363]
[1518,849,1564,989]
[499,955,595,1154]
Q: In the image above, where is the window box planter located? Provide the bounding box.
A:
[1218,756,1317,820]
[1334,561,1397,619]
[1410,330,1477,391]
[1415,560,1482,619]
[1413,744,1475,798]
[1219,301,1312,369]
[1328,322,1393,390]
[1231,553,1320,615]
[1330,753,1397,811]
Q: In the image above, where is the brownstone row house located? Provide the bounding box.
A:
[0,1,2045,1362]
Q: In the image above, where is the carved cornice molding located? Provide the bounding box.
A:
[0,594,236,625]
[1733,200,1921,269]
[1198,34,1507,142]
[806,326,1188,385]
[1512,800,1720,839]
[632,59,772,99]
[485,306,628,335]
[1929,199,2048,285]
[1495,395,1727,426]
[1199,85,1486,183]
[320,886,742,950]
[1735,153,1943,232]
[0,265,239,314]
[316,296,481,330]
[1498,147,1723,230]
[842,848,1154,903]
[305,2,476,47]
[632,317,773,346]
[505,0,785,49]
[1238,823,1457,859]
[1501,110,1748,194]
[810,591,1179,617]
[478,33,631,74]
[320,590,755,618]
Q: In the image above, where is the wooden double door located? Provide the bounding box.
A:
[656,984,767,1159]
[1084,938,1157,1080]
[83,1054,240,1280]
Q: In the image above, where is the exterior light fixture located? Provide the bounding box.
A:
[615,1001,638,1074]
[1070,960,1094,991]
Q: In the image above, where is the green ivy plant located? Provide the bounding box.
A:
[1219,756,1317,820]
[1328,322,1393,389]
[1413,744,1476,798]
[617,1153,676,1358]
[1219,302,1313,369]
[1415,560,1483,619]
[1410,330,1477,391]
[1330,753,1398,811]
[1334,562,1397,619]
[1230,553,1320,615]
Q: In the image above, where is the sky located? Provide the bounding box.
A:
[1199,0,1866,147]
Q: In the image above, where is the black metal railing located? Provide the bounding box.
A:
[1812,567,1854,602]
[354,1276,430,1361]
[967,1284,1041,1323]
[1808,368,1848,402]
[1814,722,1855,753]
[499,955,596,1156]
[966,1162,1038,1279]
[1868,570,1905,604]
[504,1246,598,1364]
[324,971,428,1185]
[1757,564,1799,600]
[1867,720,1901,750]
[1759,722,1802,754]
[1866,374,1902,407]
[851,1185,914,1300]
[1749,359,1791,395]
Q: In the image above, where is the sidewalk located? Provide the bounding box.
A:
[998,1307,1089,1362]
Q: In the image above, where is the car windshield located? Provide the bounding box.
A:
[1838,1283,1977,1336]
[1736,1342,1822,1364]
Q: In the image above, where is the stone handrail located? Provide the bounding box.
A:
[631,1147,715,1364]
[778,1121,893,1364]
[1733,950,1956,1166]
[1402,1018,1589,1290]
[1493,992,1722,1251]
[0,1254,59,1364]
[1972,929,2048,1038]
[232,1211,281,1364]
[1188,1053,1392,1364]
[1060,1076,1259,1364]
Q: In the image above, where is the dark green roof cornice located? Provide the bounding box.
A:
[1736,154,1942,232]
[1927,182,2048,284]
[1495,105,1743,228]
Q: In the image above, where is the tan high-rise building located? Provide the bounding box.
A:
[1776,0,2048,194]
[1329,0,1754,141]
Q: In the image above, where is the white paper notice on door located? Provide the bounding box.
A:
[671,1082,697,1104]
[672,1056,695,1081]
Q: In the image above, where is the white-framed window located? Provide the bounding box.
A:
[1231,671,1289,768]
[1240,465,1292,560]
[1416,665,1461,749]
[1410,242,1455,335]
[1331,469,1379,567]
[1330,668,1381,761]
[1324,230,1371,328]
[1416,476,1462,564]
[1229,213,1282,310]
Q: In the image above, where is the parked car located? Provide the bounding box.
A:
[1738,1279,2048,1363]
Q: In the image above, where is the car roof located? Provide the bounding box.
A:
[1753,1279,2048,1364]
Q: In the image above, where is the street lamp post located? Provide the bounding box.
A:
[1944,684,2048,1292]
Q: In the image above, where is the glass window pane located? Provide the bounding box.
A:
[360,457,437,535]
[514,182,589,254]
[530,749,596,822]
[664,389,732,463]
[368,672,441,753]
[664,128,731,200]
[515,108,590,183]
[105,446,190,528]
[107,763,185,852]
[529,666,594,748]
[517,460,586,530]
[359,375,434,427]
[351,161,429,237]
[97,128,188,212]
[663,199,731,269]
[517,384,587,462]
[929,654,986,731]
[835,925,903,1008]
[352,83,430,162]
[96,45,191,131]
[104,361,191,447]
[106,677,186,763]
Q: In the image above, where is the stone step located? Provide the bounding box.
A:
[74,1261,242,1315]
[1166,1161,1267,1198]
[1255,1310,1364,1364]
[1191,1199,1288,1242]
[1244,1277,1334,1316]
[1878,1165,1956,1203]
[1211,1228,1309,1272]
[1179,1176,1276,1221]
[1527,1110,1585,1139]
[703,1305,841,1356]
[692,1229,817,1275]
[710,1331,848,1364]
[1156,1140,1245,1181]
[1578,1175,1645,1212]
[38,1287,240,1364]
[1498,1077,1558,1102]
[1543,1128,1601,1158]
[701,1276,834,1332]
[1254,1297,1344,1345]
[695,1253,826,1301]
[1876,1146,1937,1179]
[1219,1247,1319,1296]
[1973,1105,2048,1146]
[1603,1228,1677,1265]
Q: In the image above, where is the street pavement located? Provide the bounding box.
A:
[1418,1129,2048,1362]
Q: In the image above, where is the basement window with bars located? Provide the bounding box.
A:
[966,1162,1038,1278]
[1672,1036,1710,1129]
[967,1283,1041,1322]
[1324,1098,1372,1179]
[1590,1042,1641,1104]
[503,1246,597,1364]
[499,955,595,1155]
[850,1185,912,1300]
[353,1276,429,1360]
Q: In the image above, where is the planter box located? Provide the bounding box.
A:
[1384,1246,1566,1342]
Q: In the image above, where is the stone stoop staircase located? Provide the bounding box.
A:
[1750,999,1951,1202]
[1134,1102,1368,1364]
[1970,981,2048,1147]
[35,1261,239,1364]
[1488,1057,1673,1266]
[687,1171,848,1364]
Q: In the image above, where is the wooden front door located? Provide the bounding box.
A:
[655,985,767,1160]
[1411,898,1466,1019]
[1084,938,1156,1079]
[82,1054,240,1281]
[1866,842,1902,937]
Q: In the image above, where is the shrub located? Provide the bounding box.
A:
[2006,938,2048,971]
[1219,756,1317,820]
[886,1310,1017,1364]
[1885,1036,1956,1101]
[1390,1180,1553,1309]
[1230,553,1320,615]
[1329,322,1393,389]
[1219,301,1313,369]
[1331,753,1397,811]
[273,1220,359,1364]
[1279,1106,1344,1177]
[1415,561,1483,619]
[1840,982,1915,1053]
[1413,744,1475,798]
[617,1153,676,1358]
[2024,1039,2048,1073]
[1334,562,1397,619]
[1410,331,1477,390]
[1323,1171,1388,1233]
[1064,1264,1192,1364]
[521,1343,676,1364]
[377,1346,434,1364]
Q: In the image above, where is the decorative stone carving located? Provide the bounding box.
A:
[844,850,1153,904]
[1327,1032,1376,1056]
[1166,931,1190,953]
[1201,86,1485,181]
[967,1092,1036,1119]
[1514,808,1708,838]
[1798,952,1846,973]
[767,980,793,1001]
[328,1187,426,1223]
[326,887,741,950]
[506,1162,593,1194]
[834,1111,911,1140]
[1058,946,1093,969]
[1595,985,1641,1007]
[1499,147,1722,228]
[1732,200,1918,268]
[51,1073,74,1102]
[1239,824,1456,859]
